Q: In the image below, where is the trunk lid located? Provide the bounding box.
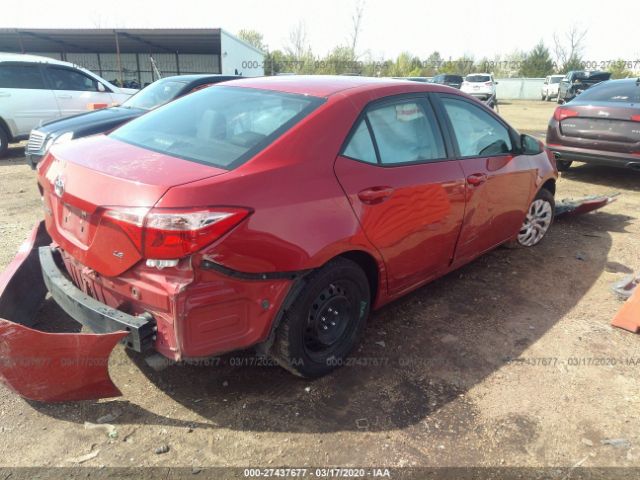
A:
[559,103,640,152]
[40,135,227,276]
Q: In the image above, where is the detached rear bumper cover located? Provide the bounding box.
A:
[39,246,155,352]
[0,222,139,402]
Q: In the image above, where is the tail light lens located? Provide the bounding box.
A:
[485,81,493,86]
[553,107,579,122]
[103,207,251,259]
[631,114,640,122]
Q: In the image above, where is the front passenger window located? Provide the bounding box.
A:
[46,67,99,92]
[441,97,512,157]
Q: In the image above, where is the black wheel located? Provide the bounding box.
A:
[556,159,573,171]
[0,127,8,158]
[270,258,370,378]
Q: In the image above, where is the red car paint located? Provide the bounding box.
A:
[0,76,557,401]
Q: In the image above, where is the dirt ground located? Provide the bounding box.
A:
[0,100,639,472]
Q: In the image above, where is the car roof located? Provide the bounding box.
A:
[0,52,76,67]
[158,74,240,83]
[218,75,448,97]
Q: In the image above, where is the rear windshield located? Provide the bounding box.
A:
[550,77,562,84]
[466,75,491,83]
[111,86,322,169]
[577,81,640,103]
[122,79,186,110]
[445,75,463,82]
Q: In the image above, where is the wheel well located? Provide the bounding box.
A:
[541,179,556,196]
[337,250,379,304]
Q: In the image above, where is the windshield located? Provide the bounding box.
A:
[122,80,187,110]
[466,75,491,83]
[576,81,640,103]
[111,86,323,169]
[445,75,463,83]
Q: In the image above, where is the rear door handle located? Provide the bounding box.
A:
[56,94,72,99]
[466,173,488,186]
[357,186,395,204]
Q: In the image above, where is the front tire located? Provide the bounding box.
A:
[270,258,370,378]
[0,127,8,158]
[515,189,555,247]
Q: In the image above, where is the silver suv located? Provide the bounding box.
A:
[0,53,136,157]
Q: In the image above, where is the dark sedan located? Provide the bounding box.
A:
[433,74,463,89]
[547,78,640,171]
[26,74,239,168]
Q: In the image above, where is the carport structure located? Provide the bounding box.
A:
[0,28,265,86]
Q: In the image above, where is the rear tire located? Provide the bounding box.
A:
[269,258,370,378]
[0,127,8,158]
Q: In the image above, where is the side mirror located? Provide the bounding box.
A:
[495,81,499,85]
[97,83,107,93]
[521,134,543,155]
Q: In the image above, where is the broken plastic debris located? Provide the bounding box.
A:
[555,192,619,218]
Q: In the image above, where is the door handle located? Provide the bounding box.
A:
[357,186,395,204]
[57,94,72,99]
[0,92,10,97]
[466,173,488,186]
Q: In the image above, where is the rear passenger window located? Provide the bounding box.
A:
[441,97,512,157]
[0,64,45,89]
[342,120,377,164]
[367,101,446,164]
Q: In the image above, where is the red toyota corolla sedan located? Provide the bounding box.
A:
[0,76,557,401]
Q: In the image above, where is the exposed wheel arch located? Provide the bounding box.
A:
[335,250,380,306]
[540,178,556,197]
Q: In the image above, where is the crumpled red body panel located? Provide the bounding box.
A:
[0,320,127,402]
[0,222,127,402]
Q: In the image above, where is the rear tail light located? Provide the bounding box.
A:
[631,114,640,122]
[103,207,251,259]
[485,81,493,86]
[553,107,579,122]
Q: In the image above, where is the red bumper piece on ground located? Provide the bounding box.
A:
[0,222,128,402]
[554,193,618,218]
[0,320,127,402]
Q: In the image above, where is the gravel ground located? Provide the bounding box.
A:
[0,100,639,471]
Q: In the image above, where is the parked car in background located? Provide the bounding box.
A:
[541,74,565,101]
[0,76,557,401]
[433,74,463,89]
[26,74,239,167]
[461,73,497,100]
[547,78,640,171]
[557,70,611,104]
[0,53,137,157]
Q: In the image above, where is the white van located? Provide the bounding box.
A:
[0,53,136,157]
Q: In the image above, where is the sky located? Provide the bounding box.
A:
[1,0,638,63]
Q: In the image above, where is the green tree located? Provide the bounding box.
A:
[237,29,266,52]
[519,41,554,77]
[607,59,633,79]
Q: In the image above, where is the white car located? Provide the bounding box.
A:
[0,53,137,157]
[461,73,497,101]
[541,75,564,101]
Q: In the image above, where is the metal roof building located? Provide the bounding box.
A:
[0,28,265,87]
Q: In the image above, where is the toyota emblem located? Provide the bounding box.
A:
[54,176,65,198]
